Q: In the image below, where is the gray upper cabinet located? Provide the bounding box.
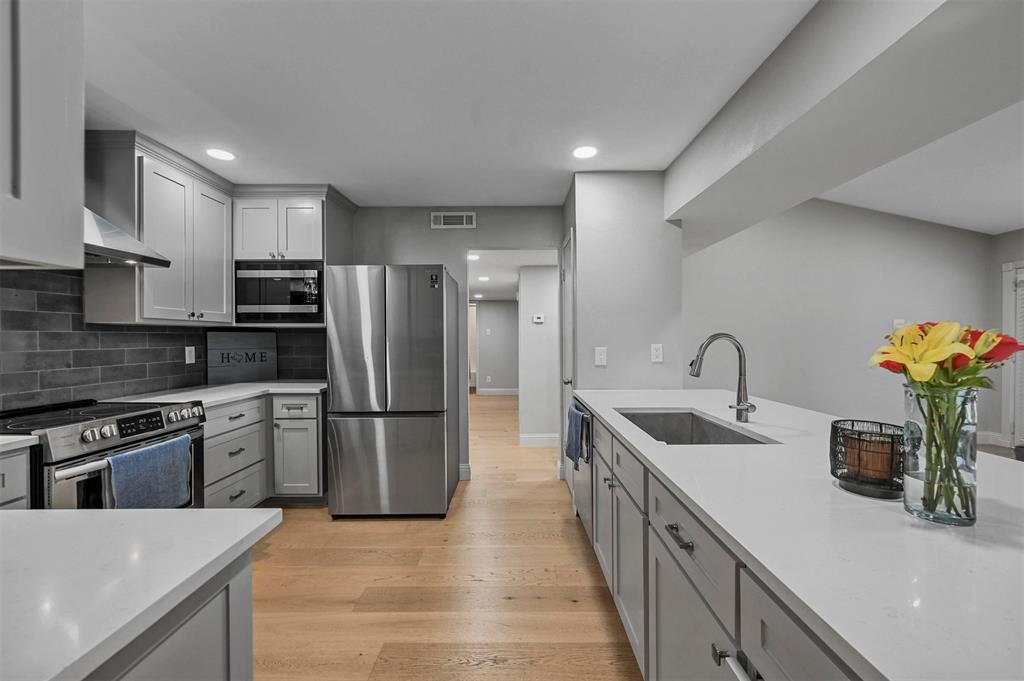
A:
[83,132,234,326]
[234,196,323,260]
[0,0,84,269]
[649,532,738,681]
[192,182,233,323]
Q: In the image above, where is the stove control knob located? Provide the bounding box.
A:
[100,424,117,439]
[190,405,204,417]
[167,411,181,423]
[178,408,191,420]
[81,428,100,443]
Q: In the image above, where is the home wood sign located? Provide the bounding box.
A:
[207,332,278,384]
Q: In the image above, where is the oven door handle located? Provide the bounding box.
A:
[54,459,109,481]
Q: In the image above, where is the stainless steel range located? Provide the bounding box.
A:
[0,400,206,509]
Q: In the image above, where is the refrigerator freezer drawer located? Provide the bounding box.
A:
[326,413,447,516]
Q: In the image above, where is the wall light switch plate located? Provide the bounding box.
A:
[185,346,196,365]
[893,319,906,331]
[486,328,492,336]
[486,375,492,383]
[594,346,607,367]
[532,313,545,324]
[651,344,663,363]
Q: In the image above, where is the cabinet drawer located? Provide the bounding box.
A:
[204,462,266,509]
[272,395,318,420]
[205,423,265,485]
[0,451,29,505]
[740,569,853,681]
[204,399,265,439]
[593,419,613,463]
[612,439,645,510]
[649,474,740,639]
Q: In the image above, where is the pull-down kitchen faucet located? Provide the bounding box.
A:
[688,333,756,423]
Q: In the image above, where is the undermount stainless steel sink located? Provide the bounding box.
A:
[616,409,774,445]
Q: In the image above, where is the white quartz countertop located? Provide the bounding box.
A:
[0,434,38,454]
[0,508,281,681]
[115,380,327,409]
[574,389,1024,681]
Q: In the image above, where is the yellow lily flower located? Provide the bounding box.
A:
[870,321,976,382]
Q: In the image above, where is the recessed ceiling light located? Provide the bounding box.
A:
[474,294,483,299]
[467,254,480,261]
[573,145,598,159]
[206,148,235,161]
[478,276,490,282]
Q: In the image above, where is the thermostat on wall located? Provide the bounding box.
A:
[532,314,545,324]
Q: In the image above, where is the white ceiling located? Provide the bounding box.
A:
[820,101,1024,235]
[83,0,815,207]
[468,249,558,300]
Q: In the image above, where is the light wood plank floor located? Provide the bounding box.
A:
[253,394,641,681]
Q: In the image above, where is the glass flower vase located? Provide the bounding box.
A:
[902,385,978,526]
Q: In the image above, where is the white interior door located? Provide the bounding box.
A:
[559,232,575,480]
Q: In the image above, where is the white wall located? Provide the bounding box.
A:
[476,301,519,394]
[574,171,683,389]
[352,206,563,474]
[681,199,992,426]
[518,266,560,446]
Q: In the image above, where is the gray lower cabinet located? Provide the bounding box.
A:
[273,418,320,495]
[613,483,647,674]
[203,399,268,508]
[649,531,738,681]
[593,453,615,584]
[0,448,29,509]
[84,554,254,681]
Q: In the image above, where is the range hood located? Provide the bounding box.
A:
[83,207,171,268]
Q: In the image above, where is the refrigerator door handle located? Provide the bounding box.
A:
[385,335,392,411]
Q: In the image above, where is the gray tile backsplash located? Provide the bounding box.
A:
[0,270,327,410]
[0,270,205,410]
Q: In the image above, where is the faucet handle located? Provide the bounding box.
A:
[729,402,757,413]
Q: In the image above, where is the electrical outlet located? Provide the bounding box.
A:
[486,375,492,383]
[486,328,492,336]
[185,346,196,365]
[893,319,906,331]
[594,346,607,367]
[651,344,663,363]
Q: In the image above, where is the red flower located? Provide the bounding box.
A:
[981,333,1024,363]
[879,360,904,374]
[952,329,985,369]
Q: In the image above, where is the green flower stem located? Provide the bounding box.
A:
[912,385,974,519]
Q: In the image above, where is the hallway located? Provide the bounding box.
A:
[252,395,641,680]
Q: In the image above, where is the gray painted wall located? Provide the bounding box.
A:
[352,206,563,472]
[518,266,560,440]
[573,172,684,389]
[681,199,993,428]
[476,301,519,393]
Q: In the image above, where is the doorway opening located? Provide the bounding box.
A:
[466,249,561,475]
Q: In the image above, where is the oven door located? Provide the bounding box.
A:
[46,427,204,509]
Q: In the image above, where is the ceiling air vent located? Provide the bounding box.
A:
[430,211,476,229]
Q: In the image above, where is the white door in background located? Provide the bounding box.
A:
[468,304,479,389]
[1014,268,1024,448]
[559,232,575,480]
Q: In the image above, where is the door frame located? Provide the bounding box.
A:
[1000,260,1024,449]
[558,229,576,480]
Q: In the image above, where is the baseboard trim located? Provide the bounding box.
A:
[476,388,518,396]
[520,433,560,447]
[459,463,472,480]
[978,430,1012,448]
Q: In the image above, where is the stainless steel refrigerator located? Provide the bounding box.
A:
[325,265,460,516]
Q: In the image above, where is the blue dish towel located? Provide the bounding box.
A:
[108,433,192,509]
[565,405,585,470]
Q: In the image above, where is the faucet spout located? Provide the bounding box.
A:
[688,333,756,423]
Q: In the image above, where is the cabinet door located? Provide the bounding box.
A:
[193,181,233,323]
[277,198,323,260]
[274,419,320,495]
[140,156,193,322]
[649,533,736,681]
[234,198,278,260]
[593,454,614,586]
[614,484,647,673]
[0,0,83,269]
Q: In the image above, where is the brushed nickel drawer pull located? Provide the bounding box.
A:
[228,489,246,501]
[282,404,306,410]
[227,447,246,457]
[227,413,246,421]
[665,523,695,551]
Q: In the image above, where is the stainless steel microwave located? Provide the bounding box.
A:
[235,261,323,324]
